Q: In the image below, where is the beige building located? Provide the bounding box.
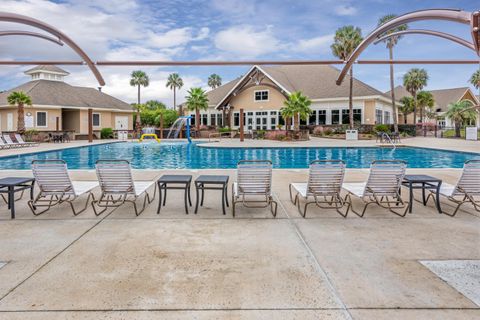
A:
[188,65,396,130]
[0,65,133,137]
[389,85,480,128]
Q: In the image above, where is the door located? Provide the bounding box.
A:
[115,116,128,130]
[7,113,13,131]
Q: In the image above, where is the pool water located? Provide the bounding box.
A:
[0,142,478,169]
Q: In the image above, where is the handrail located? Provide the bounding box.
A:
[381,132,396,149]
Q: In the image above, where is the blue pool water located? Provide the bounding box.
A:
[0,142,478,169]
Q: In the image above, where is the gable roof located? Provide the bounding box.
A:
[24,65,70,75]
[0,80,132,111]
[208,65,388,108]
[389,85,479,112]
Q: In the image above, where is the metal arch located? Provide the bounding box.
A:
[336,9,476,85]
[0,12,105,86]
[374,29,475,51]
[0,30,64,46]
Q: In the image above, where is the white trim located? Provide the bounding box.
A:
[92,113,101,127]
[0,104,132,113]
[214,65,291,109]
[254,89,270,102]
[310,95,393,104]
[35,111,48,128]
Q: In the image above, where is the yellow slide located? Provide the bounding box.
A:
[139,133,161,143]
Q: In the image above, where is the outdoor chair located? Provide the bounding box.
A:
[0,136,12,149]
[289,160,346,217]
[2,134,23,148]
[232,160,277,217]
[343,160,408,217]
[28,160,98,215]
[425,160,480,216]
[92,160,157,216]
[14,133,38,147]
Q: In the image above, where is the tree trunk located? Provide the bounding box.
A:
[135,85,141,136]
[222,108,226,128]
[389,46,399,133]
[294,113,299,131]
[17,102,25,134]
[455,121,461,138]
[420,102,424,124]
[349,67,354,130]
[413,92,417,125]
[196,108,200,131]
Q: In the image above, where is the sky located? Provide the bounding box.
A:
[0,0,479,107]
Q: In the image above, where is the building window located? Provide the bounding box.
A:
[375,109,383,124]
[270,111,277,129]
[92,113,100,127]
[309,111,316,125]
[384,111,391,124]
[190,114,196,126]
[217,114,223,127]
[233,112,240,126]
[36,111,47,127]
[201,114,208,125]
[353,109,362,124]
[210,114,216,126]
[341,109,349,124]
[331,110,340,124]
[254,90,269,101]
[318,110,326,125]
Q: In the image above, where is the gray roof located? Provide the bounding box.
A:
[24,65,70,75]
[207,65,388,107]
[388,85,476,112]
[0,80,132,111]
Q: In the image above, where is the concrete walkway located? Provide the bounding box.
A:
[0,168,478,319]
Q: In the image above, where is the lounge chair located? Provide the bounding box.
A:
[425,160,480,216]
[28,160,98,215]
[92,160,157,216]
[232,160,277,217]
[289,160,346,217]
[2,134,22,148]
[343,160,408,217]
[14,133,38,147]
[0,136,12,149]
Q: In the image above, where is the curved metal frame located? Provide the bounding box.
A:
[336,9,478,85]
[0,30,63,46]
[374,29,475,51]
[0,12,105,86]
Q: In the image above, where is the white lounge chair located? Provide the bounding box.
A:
[2,134,22,148]
[425,160,480,216]
[28,160,98,215]
[232,160,277,217]
[343,160,408,217]
[15,133,38,147]
[289,160,346,217]
[0,136,12,149]
[92,160,157,216]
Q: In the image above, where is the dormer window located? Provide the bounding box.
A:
[254,90,269,102]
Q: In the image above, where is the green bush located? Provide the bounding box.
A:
[398,124,416,136]
[23,129,39,142]
[219,127,231,133]
[100,128,114,139]
[374,124,390,133]
[256,130,266,139]
[154,109,179,128]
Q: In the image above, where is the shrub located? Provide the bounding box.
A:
[199,125,209,131]
[100,128,114,139]
[374,124,390,133]
[23,129,39,142]
[398,124,416,136]
[324,128,333,136]
[219,127,231,133]
[256,130,266,139]
[312,126,324,136]
[265,130,287,140]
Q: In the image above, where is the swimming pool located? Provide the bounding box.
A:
[0,142,478,169]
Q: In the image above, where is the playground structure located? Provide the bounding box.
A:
[139,133,161,143]
[167,116,192,143]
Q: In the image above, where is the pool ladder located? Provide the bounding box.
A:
[381,132,396,150]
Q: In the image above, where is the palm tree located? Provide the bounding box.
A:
[208,74,222,89]
[145,100,166,110]
[445,100,477,138]
[280,91,312,131]
[331,26,363,130]
[470,70,480,90]
[399,96,415,124]
[403,68,428,124]
[377,14,408,134]
[7,91,32,134]
[166,73,184,114]
[185,87,209,131]
[416,91,435,123]
[130,70,149,134]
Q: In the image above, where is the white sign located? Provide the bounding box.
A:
[346,129,358,140]
[465,126,478,141]
[25,114,34,128]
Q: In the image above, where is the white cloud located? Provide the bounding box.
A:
[296,34,333,53]
[334,5,357,16]
[214,25,282,58]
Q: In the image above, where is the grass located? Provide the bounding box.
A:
[442,128,480,139]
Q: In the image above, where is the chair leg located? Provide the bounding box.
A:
[69,192,95,216]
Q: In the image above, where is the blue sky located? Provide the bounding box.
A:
[0,0,478,106]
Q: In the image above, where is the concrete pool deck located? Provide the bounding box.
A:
[0,137,479,319]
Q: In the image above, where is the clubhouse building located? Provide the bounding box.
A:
[189,65,397,130]
[0,65,133,137]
